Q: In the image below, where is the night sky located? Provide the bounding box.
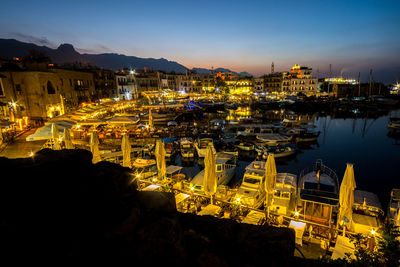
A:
[1,0,399,82]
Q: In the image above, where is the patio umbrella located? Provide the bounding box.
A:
[63,128,74,149]
[204,146,217,200]
[121,133,131,168]
[9,110,15,122]
[155,139,166,180]
[90,131,101,163]
[339,163,357,226]
[148,109,153,128]
[264,154,277,207]
[51,123,61,150]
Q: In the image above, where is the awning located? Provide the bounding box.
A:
[166,165,183,175]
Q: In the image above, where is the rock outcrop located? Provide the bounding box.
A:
[0,149,297,265]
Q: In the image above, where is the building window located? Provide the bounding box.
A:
[47,81,56,94]
[15,84,22,92]
[69,79,72,86]
[60,78,63,86]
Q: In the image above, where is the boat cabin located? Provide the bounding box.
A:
[271,173,297,215]
[298,160,339,225]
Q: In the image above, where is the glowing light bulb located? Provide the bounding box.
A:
[295,211,299,217]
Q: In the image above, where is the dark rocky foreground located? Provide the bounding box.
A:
[0,149,315,266]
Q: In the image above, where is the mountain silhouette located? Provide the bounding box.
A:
[0,38,251,75]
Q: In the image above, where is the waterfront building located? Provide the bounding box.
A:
[254,77,264,93]
[91,69,117,99]
[116,73,137,100]
[0,66,95,122]
[283,64,318,96]
[226,78,253,95]
[135,70,161,95]
[264,73,283,94]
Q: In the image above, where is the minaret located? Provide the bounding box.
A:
[271,62,274,74]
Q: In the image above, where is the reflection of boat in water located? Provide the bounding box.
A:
[194,138,214,157]
[235,161,266,208]
[180,138,195,158]
[297,160,339,226]
[387,189,400,226]
[270,173,297,215]
[351,190,383,235]
[190,152,236,192]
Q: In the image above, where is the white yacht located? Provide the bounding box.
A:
[270,173,297,215]
[235,161,266,208]
[190,152,236,192]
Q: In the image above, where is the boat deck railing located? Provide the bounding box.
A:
[299,160,339,190]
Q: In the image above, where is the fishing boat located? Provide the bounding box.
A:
[133,157,157,179]
[194,137,214,157]
[351,190,384,235]
[255,144,296,159]
[387,189,400,226]
[297,160,339,226]
[270,173,297,216]
[388,118,400,131]
[236,142,255,151]
[162,137,177,157]
[235,161,266,208]
[256,133,292,145]
[282,128,320,143]
[180,138,195,158]
[190,152,236,192]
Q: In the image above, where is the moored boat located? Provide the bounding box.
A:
[388,117,400,131]
[351,190,384,235]
[180,138,195,158]
[387,189,400,226]
[297,160,339,226]
[162,137,177,157]
[190,152,236,192]
[235,161,266,208]
[133,157,157,179]
[236,142,255,151]
[270,173,297,215]
[256,133,292,145]
[255,144,296,159]
[195,137,214,157]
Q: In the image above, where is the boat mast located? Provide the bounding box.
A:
[369,69,372,97]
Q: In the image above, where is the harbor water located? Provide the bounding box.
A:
[169,108,400,208]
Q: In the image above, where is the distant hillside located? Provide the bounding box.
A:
[192,67,252,76]
[0,39,188,73]
[0,38,252,76]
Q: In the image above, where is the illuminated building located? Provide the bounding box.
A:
[116,73,137,100]
[282,64,318,96]
[226,79,253,95]
[0,67,95,121]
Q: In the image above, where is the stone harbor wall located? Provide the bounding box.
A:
[0,149,300,265]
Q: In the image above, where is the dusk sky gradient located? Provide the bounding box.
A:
[1,0,399,82]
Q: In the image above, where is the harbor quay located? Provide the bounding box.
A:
[2,93,399,263]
